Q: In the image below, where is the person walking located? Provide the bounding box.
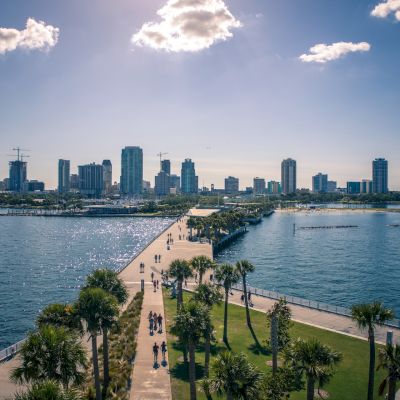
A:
[156,279,159,289]
[157,314,163,332]
[241,293,244,304]
[161,341,167,362]
[153,313,158,331]
[153,342,159,364]
[153,280,157,292]
[154,255,157,263]
[151,272,154,282]
[149,314,154,335]
[158,254,161,262]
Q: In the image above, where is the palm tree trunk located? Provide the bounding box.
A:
[204,330,211,378]
[188,342,197,400]
[223,288,229,345]
[177,280,183,311]
[199,272,203,284]
[306,375,315,400]
[242,276,251,329]
[388,377,396,400]
[103,328,109,394]
[91,334,101,400]
[368,330,375,400]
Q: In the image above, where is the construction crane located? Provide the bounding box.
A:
[7,147,30,162]
[156,152,169,170]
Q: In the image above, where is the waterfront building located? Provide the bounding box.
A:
[143,180,151,193]
[361,179,373,194]
[281,158,297,194]
[181,159,198,194]
[70,174,79,191]
[26,180,45,192]
[268,181,281,194]
[224,176,239,194]
[9,160,27,192]
[155,171,171,196]
[58,159,70,193]
[102,160,112,194]
[327,181,337,193]
[253,177,266,195]
[312,173,328,193]
[120,146,143,196]
[372,158,388,193]
[78,163,103,198]
[161,159,171,175]
[347,181,361,194]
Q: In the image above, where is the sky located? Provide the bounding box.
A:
[0,0,399,190]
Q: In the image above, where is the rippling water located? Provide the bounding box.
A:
[0,216,173,349]
[216,211,400,315]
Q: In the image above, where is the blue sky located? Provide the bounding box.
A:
[0,0,399,190]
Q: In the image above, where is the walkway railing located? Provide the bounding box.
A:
[0,339,26,363]
[232,283,400,329]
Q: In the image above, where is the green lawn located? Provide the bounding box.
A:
[163,289,388,400]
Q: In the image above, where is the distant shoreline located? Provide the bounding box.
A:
[278,207,400,213]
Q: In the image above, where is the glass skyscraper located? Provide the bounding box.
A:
[120,146,143,196]
[312,173,328,193]
[281,158,297,194]
[58,159,70,193]
[181,159,198,194]
[372,158,388,193]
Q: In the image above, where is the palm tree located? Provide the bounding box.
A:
[11,326,87,389]
[377,344,400,400]
[284,338,342,400]
[77,288,118,400]
[235,260,260,346]
[205,351,263,400]
[168,259,192,310]
[351,301,394,400]
[14,380,83,400]
[193,283,223,377]
[215,263,240,347]
[85,269,128,391]
[36,303,83,334]
[190,256,215,284]
[171,301,210,400]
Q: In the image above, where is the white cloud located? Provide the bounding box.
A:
[299,41,371,64]
[132,0,242,52]
[371,0,400,21]
[0,18,59,55]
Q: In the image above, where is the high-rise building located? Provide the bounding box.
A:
[161,160,171,175]
[58,159,70,193]
[312,173,328,193]
[281,158,297,194]
[26,180,45,192]
[361,179,373,194]
[155,171,171,196]
[78,163,103,197]
[102,160,112,194]
[120,146,143,196]
[9,160,27,192]
[327,181,337,193]
[224,176,239,194]
[142,180,151,193]
[70,174,79,190]
[181,159,198,194]
[268,181,281,194]
[253,177,266,195]
[372,158,388,193]
[347,181,361,194]
[170,174,180,193]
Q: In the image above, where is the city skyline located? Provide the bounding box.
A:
[1,0,399,189]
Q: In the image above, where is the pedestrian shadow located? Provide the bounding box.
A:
[161,359,168,367]
[153,361,160,369]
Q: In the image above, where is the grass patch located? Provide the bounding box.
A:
[163,290,387,400]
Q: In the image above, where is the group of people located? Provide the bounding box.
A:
[240,291,253,307]
[148,311,163,334]
[150,272,160,292]
[152,341,167,365]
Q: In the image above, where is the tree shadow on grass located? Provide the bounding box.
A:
[170,361,205,382]
[248,342,270,356]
